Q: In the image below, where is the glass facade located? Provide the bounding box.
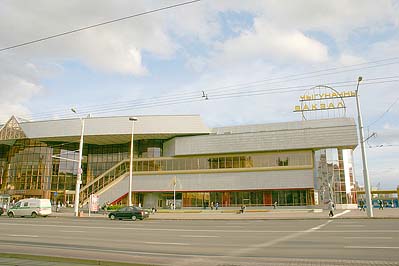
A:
[1,137,314,207]
[314,148,357,205]
[119,190,313,208]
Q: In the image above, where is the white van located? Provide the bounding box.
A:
[8,198,52,218]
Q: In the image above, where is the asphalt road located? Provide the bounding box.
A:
[0,216,398,266]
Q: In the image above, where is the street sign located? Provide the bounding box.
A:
[89,194,99,212]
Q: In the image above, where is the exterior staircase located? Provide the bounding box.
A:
[80,159,130,206]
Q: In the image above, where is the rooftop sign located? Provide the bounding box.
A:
[294,86,355,120]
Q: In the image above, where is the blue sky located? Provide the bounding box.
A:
[0,0,398,189]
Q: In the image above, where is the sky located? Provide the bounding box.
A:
[0,0,398,189]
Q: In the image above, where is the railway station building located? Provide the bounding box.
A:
[0,115,359,209]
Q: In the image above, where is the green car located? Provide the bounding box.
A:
[108,206,149,221]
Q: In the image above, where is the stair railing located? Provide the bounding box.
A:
[80,159,130,204]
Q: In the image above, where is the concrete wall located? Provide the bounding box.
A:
[164,118,358,156]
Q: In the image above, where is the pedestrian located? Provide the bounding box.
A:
[210,202,214,210]
[215,202,219,210]
[56,201,61,212]
[328,200,335,217]
[359,200,365,211]
[273,201,278,209]
[104,201,109,215]
[240,204,246,214]
[378,199,384,210]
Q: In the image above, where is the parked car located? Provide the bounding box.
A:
[108,206,149,221]
[7,198,52,218]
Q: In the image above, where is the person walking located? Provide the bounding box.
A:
[215,202,219,210]
[240,204,246,214]
[378,199,384,210]
[102,201,109,216]
[328,200,335,217]
[273,201,278,209]
[359,200,365,211]
[210,201,214,210]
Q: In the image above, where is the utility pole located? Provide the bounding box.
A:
[173,176,176,210]
[71,108,85,217]
[128,117,138,207]
[355,76,374,218]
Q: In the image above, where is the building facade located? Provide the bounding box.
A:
[0,115,358,208]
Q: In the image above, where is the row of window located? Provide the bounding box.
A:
[128,190,313,207]
[131,151,312,173]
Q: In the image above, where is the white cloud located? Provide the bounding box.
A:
[210,19,329,69]
[337,53,366,66]
[164,1,221,44]
[0,56,43,121]
[0,1,177,75]
[368,38,399,59]
[255,1,396,40]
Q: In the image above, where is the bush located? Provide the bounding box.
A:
[106,205,123,211]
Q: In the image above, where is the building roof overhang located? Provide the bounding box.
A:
[0,115,210,145]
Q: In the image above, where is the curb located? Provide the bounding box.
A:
[0,253,149,266]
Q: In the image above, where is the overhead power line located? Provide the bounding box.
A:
[194,57,399,96]
[367,97,399,128]
[21,57,399,120]
[23,76,399,121]
[0,0,201,52]
[368,144,399,148]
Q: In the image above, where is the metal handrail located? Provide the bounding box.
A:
[80,159,130,204]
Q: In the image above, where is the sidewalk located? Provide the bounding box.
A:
[52,207,399,220]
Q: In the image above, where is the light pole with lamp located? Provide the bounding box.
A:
[173,176,176,210]
[71,108,85,217]
[128,117,138,207]
[355,76,374,218]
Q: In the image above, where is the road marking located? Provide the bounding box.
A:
[1,221,399,234]
[232,220,333,256]
[210,225,242,228]
[333,210,351,218]
[344,237,393,239]
[0,222,334,233]
[1,241,398,266]
[60,230,85,233]
[7,234,38,238]
[144,241,189,246]
[337,225,365,227]
[179,235,219,238]
[320,230,399,233]
[311,221,333,230]
[346,246,399,249]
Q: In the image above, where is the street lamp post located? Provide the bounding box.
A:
[128,117,138,207]
[355,77,374,218]
[173,176,176,210]
[71,108,85,217]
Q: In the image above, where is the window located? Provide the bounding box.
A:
[277,157,289,166]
